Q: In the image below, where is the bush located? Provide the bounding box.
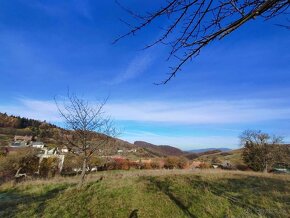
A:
[88,156,105,172]
[211,156,222,164]
[236,164,250,171]
[164,157,189,169]
[0,148,39,183]
[107,158,130,170]
[199,162,211,169]
[62,154,82,174]
[141,162,152,170]
[164,157,178,169]
[177,157,189,169]
[39,157,59,178]
[150,160,163,169]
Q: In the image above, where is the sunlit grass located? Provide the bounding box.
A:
[1,170,289,218]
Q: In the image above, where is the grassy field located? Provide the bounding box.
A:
[0,170,289,218]
[197,149,244,165]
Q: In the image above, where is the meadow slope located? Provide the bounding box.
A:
[0,170,289,218]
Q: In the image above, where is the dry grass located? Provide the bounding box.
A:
[2,169,289,189]
[1,169,289,218]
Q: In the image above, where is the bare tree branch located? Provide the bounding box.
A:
[55,92,118,187]
[115,0,289,84]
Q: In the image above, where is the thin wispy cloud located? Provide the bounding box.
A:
[0,99,60,122]
[1,97,290,148]
[108,53,153,85]
[1,98,290,125]
[106,99,290,124]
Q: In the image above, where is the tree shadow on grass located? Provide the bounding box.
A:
[0,185,70,217]
[187,175,290,217]
[145,177,197,218]
[142,174,289,218]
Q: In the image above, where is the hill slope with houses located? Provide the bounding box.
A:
[0,112,246,166]
[0,112,152,159]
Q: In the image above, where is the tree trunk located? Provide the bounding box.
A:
[78,158,87,188]
[263,163,268,173]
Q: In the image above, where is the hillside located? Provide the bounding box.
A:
[0,170,289,217]
[184,149,228,160]
[134,141,186,157]
[0,112,153,159]
[197,149,244,165]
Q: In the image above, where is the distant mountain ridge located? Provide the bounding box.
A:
[187,148,231,153]
[134,141,233,159]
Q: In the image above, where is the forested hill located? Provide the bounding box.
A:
[0,112,57,129]
[0,112,152,158]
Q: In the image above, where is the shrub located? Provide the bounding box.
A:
[164,157,189,169]
[177,157,189,169]
[199,162,211,169]
[236,164,250,171]
[0,148,39,183]
[164,157,178,169]
[62,154,82,174]
[150,160,162,169]
[211,156,222,164]
[39,157,59,178]
[88,156,105,172]
[107,158,130,170]
[142,162,152,170]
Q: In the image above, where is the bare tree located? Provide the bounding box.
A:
[240,130,286,172]
[55,93,117,188]
[115,0,289,84]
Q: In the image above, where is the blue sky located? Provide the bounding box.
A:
[0,1,289,150]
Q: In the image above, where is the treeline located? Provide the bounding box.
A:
[0,112,58,129]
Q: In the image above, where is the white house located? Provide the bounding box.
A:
[60,146,69,153]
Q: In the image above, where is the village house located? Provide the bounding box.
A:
[11,135,33,147]
[31,141,45,149]
[10,141,27,147]
[14,135,33,142]
[37,147,65,172]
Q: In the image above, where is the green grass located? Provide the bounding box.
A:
[0,170,289,218]
[0,134,12,147]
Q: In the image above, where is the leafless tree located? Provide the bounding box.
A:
[115,0,289,84]
[55,93,117,188]
[240,130,286,172]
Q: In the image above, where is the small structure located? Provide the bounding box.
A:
[271,163,290,174]
[37,148,65,172]
[14,135,33,142]
[10,141,27,147]
[212,164,219,169]
[60,146,69,153]
[31,141,45,149]
[11,135,33,147]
